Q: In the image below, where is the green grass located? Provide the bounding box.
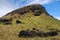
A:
[0,12,60,40]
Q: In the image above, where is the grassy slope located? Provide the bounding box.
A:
[0,12,60,40]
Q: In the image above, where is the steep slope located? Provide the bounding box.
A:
[0,4,60,40]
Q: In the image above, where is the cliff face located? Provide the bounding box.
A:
[6,4,46,15]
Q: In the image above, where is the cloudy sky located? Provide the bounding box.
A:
[0,0,60,20]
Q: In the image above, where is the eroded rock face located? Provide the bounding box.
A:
[5,4,46,16]
[17,4,46,16]
[33,10,42,16]
[18,30,31,37]
[18,28,59,37]
[0,18,12,25]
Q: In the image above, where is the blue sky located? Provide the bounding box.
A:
[0,0,60,20]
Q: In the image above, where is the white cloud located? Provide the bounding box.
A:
[27,0,52,5]
[55,17,60,20]
[0,0,15,17]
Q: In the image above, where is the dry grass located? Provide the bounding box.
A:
[0,11,60,40]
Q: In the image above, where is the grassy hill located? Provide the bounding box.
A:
[0,4,60,40]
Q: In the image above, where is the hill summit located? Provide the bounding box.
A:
[2,4,52,19]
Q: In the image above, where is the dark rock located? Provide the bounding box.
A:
[29,30,37,37]
[16,20,22,24]
[48,30,58,36]
[33,10,42,16]
[0,18,12,22]
[16,9,28,15]
[37,31,44,37]
[0,18,12,25]
[32,28,37,30]
[18,30,30,37]
[37,30,58,37]
[36,30,39,32]
[31,7,40,12]
[18,30,37,37]
[18,28,59,38]
[43,30,58,37]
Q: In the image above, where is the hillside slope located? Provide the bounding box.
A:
[0,4,60,40]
